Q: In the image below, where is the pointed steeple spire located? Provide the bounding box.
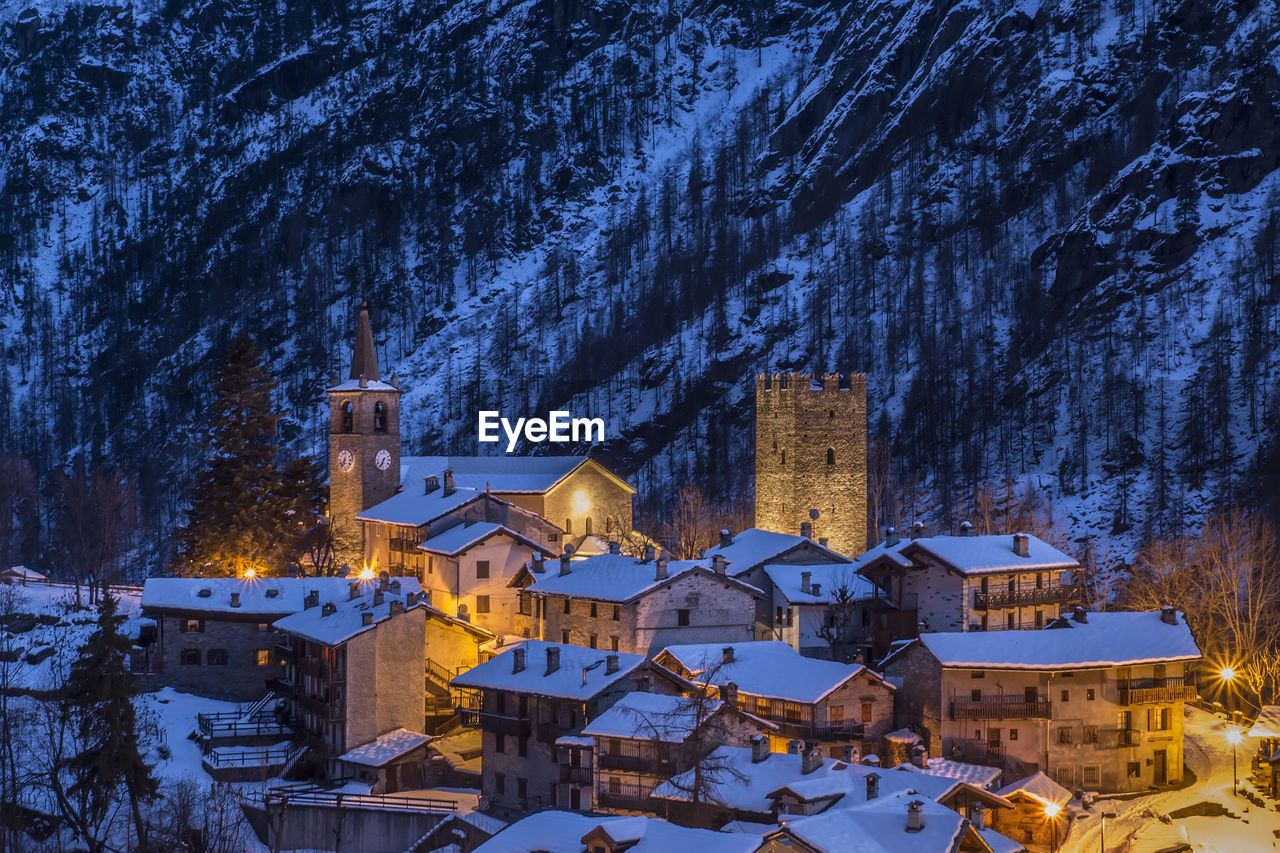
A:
[349,302,381,381]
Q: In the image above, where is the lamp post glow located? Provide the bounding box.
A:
[1100,810,1116,853]
[1220,666,1237,682]
[1044,802,1062,852]
[1227,728,1243,794]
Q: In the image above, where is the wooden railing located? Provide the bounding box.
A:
[560,764,593,785]
[458,707,531,736]
[263,787,457,814]
[596,782,653,810]
[951,695,1051,720]
[954,739,1006,766]
[597,743,675,774]
[425,658,454,691]
[974,584,1081,611]
[1099,728,1141,748]
[1117,676,1197,705]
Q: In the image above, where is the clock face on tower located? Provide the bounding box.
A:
[375,449,392,471]
[336,449,354,472]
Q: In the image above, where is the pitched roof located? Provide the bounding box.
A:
[450,640,644,700]
[416,521,550,557]
[907,610,1201,670]
[766,790,976,853]
[892,759,1003,790]
[859,532,1077,576]
[995,771,1071,809]
[338,728,430,767]
[473,811,758,853]
[704,528,851,573]
[141,577,374,616]
[765,563,879,604]
[355,484,484,526]
[656,641,888,704]
[271,581,426,646]
[1249,706,1280,739]
[349,302,380,381]
[580,692,722,742]
[400,455,633,495]
[525,553,759,603]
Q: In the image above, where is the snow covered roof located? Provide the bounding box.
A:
[271,581,426,646]
[450,640,644,700]
[355,484,484,526]
[892,759,1003,790]
[979,826,1028,853]
[338,728,430,767]
[996,771,1071,809]
[555,732,593,748]
[908,611,1201,670]
[473,811,758,853]
[859,532,1078,576]
[703,528,851,573]
[525,553,758,603]
[416,521,550,557]
[1,566,47,581]
[765,563,878,604]
[327,378,399,393]
[1248,706,1280,739]
[401,455,633,495]
[765,790,972,853]
[141,577,379,616]
[656,641,887,704]
[651,746,954,814]
[580,692,722,742]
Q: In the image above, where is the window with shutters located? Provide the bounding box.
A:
[476,560,490,579]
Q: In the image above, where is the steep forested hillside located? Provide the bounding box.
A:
[2,0,1279,572]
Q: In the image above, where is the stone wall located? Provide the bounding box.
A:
[329,386,401,568]
[343,607,427,761]
[154,612,279,701]
[754,372,867,558]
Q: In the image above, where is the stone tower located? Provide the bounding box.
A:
[754,372,868,557]
[328,303,401,568]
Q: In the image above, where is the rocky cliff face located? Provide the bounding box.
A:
[1,0,1278,567]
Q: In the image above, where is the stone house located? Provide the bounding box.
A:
[140,577,375,701]
[336,728,432,794]
[989,771,1071,849]
[652,641,896,757]
[271,578,431,777]
[883,607,1202,793]
[520,550,762,656]
[472,811,760,853]
[857,527,1081,635]
[449,640,673,817]
[762,562,894,662]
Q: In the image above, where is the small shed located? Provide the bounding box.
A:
[1247,706,1280,795]
[337,729,432,794]
[990,771,1072,849]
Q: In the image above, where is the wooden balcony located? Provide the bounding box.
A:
[950,695,1051,720]
[597,745,675,774]
[954,739,1006,766]
[560,765,593,785]
[974,584,1081,611]
[1117,676,1197,705]
[1099,728,1141,748]
[458,707,531,736]
[596,783,652,811]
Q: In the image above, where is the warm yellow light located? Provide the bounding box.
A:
[244,568,257,579]
[358,566,376,580]
[1043,802,1061,819]
[572,490,591,516]
[1227,729,1243,745]
[1220,666,1237,682]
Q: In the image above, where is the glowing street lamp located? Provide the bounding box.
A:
[1220,666,1237,682]
[1227,728,1243,794]
[1044,802,1062,852]
[243,567,257,579]
[358,566,376,580]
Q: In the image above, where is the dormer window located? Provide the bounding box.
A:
[342,401,354,433]
[373,401,387,433]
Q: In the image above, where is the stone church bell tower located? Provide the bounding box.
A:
[327,303,401,568]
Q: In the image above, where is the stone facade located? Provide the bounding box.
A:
[512,461,635,541]
[530,569,760,656]
[754,372,868,558]
[151,611,280,701]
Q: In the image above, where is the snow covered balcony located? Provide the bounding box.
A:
[1116,675,1197,705]
[949,694,1051,720]
[973,583,1081,611]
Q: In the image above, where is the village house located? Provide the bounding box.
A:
[580,690,775,814]
[653,641,896,756]
[762,562,892,662]
[140,576,378,701]
[883,607,1202,793]
[472,810,760,853]
[270,577,432,778]
[857,526,1081,635]
[449,640,671,817]
[989,771,1072,849]
[520,549,762,656]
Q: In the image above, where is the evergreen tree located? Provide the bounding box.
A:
[173,334,288,576]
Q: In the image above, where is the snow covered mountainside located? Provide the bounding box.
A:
[2,0,1279,566]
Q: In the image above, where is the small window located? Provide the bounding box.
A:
[611,636,619,652]
[1034,610,1044,629]
[1084,726,1098,744]
[612,605,620,621]
[780,451,786,466]
[1061,690,1070,702]
[783,702,802,722]
[565,518,573,534]
[564,599,571,614]
[585,517,593,535]
[1087,688,1096,700]
[1009,729,1018,741]
[495,734,505,754]
[495,772,506,794]
[826,448,835,465]
[1128,762,1141,778]
[1058,727,1072,744]
[677,609,690,627]
[1083,765,1100,786]
[181,619,203,633]
[256,649,271,666]
[861,702,872,723]
[257,623,271,632]
[588,634,598,649]
[829,705,844,724]
[476,595,490,614]
[971,689,982,701]
[373,401,387,433]
[180,648,200,665]
[476,560,490,579]
[561,629,570,644]
[1036,572,1044,590]
[589,602,598,618]
[342,401,354,433]
[971,671,985,679]
[207,649,228,666]
[1007,613,1015,630]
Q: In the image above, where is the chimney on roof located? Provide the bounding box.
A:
[230,592,241,608]
[800,521,812,539]
[362,612,373,626]
[606,654,619,675]
[349,582,361,600]
[655,553,669,581]
[1013,532,1030,557]
[390,600,404,614]
[751,734,769,763]
[1073,604,1088,624]
[532,552,546,573]
[722,646,735,664]
[643,544,656,563]
[720,681,738,706]
[712,555,727,575]
[911,521,926,539]
[786,739,802,755]
[906,800,925,833]
[390,579,401,594]
[818,537,828,547]
[321,602,337,617]
[513,647,527,673]
[304,590,319,609]
[811,583,822,596]
[960,521,975,537]
[559,553,572,576]
[885,527,900,547]
[801,741,822,775]
[349,302,381,381]
[720,529,733,548]
[1160,605,1177,625]
[545,646,561,675]
[801,572,812,594]
[406,591,418,606]
[608,541,621,555]
[443,469,456,497]
[969,802,985,830]
[425,475,440,494]
[910,744,928,769]
[840,744,858,764]
[866,772,880,800]
[373,589,384,606]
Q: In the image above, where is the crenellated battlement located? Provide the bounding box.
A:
[756,371,867,393]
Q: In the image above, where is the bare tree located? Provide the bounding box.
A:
[0,583,32,853]
[53,459,141,604]
[815,567,868,663]
[661,485,751,559]
[146,778,249,853]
